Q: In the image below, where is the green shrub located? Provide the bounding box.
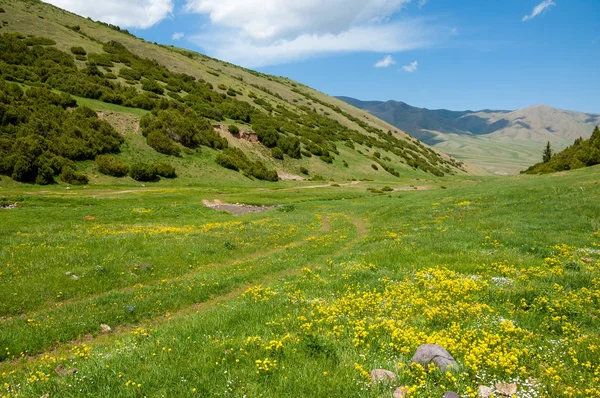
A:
[371,164,379,170]
[216,147,278,181]
[140,108,227,151]
[60,166,88,185]
[155,162,176,178]
[299,167,309,175]
[129,162,158,182]
[96,155,128,177]
[381,186,393,192]
[271,147,284,160]
[104,72,117,79]
[142,79,164,95]
[118,68,142,81]
[70,46,87,56]
[228,125,239,134]
[0,8,5,13]
[146,131,181,156]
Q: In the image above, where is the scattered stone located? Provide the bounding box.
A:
[491,276,514,287]
[443,392,459,398]
[55,365,78,377]
[66,187,70,190]
[393,386,409,398]
[100,324,112,333]
[40,394,49,398]
[0,202,17,209]
[369,369,397,385]
[495,382,517,396]
[84,215,96,221]
[410,344,458,372]
[478,385,494,398]
[69,274,79,280]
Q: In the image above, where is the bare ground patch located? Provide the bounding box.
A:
[202,199,274,215]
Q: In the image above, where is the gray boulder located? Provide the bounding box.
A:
[443,392,460,398]
[410,344,457,371]
[369,369,397,385]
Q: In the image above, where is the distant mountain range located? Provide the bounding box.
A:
[337,96,600,174]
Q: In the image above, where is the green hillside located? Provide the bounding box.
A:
[0,0,466,188]
[523,126,600,174]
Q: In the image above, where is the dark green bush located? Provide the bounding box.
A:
[130,162,158,182]
[299,167,309,175]
[216,147,278,181]
[155,162,176,178]
[118,67,142,81]
[96,155,128,177]
[141,79,164,95]
[146,131,181,156]
[271,147,284,159]
[371,164,379,170]
[228,125,239,134]
[141,108,226,151]
[70,46,87,56]
[60,166,88,185]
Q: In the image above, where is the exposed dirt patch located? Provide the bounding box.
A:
[284,180,361,190]
[393,186,430,191]
[278,171,305,181]
[213,124,259,143]
[97,111,140,134]
[202,199,274,215]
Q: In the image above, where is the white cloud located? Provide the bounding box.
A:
[375,55,396,68]
[42,0,173,29]
[190,20,435,68]
[172,32,185,40]
[450,27,458,35]
[185,0,413,41]
[402,60,418,72]
[418,0,428,8]
[522,0,556,22]
[185,0,440,67]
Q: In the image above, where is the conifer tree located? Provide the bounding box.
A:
[543,141,553,163]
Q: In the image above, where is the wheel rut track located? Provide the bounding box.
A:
[1,213,369,366]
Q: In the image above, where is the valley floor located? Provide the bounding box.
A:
[1,168,600,397]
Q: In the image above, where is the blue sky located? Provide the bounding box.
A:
[47,1,600,113]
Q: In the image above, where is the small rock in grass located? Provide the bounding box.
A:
[495,382,517,396]
[69,274,79,280]
[478,385,494,398]
[84,215,95,221]
[410,344,457,371]
[55,365,78,377]
[40,394,49,398]
[393,386,409,398]
[100,324,112,333]
[443,392,459,398]
[369,369,397,385]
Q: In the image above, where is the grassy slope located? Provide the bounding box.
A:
[0,0,466,186]
[1,166,599,397]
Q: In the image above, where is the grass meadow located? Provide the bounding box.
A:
[1,167,600,397]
